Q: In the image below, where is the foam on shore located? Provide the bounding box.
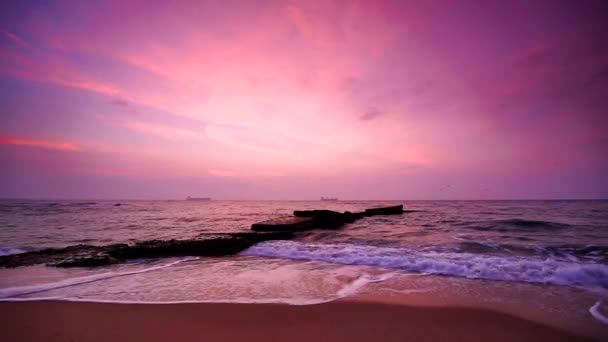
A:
[0,270,394,305]
[0,247,25,256]
[0,257,198,298]
[241,241,608,290]
[589,301,608,325]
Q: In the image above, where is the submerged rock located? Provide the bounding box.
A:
[364,205,404,215]
[343,211,365,222]
[0,244,111,268]
[251,217,317,232]
[0,232,294,269]
[293,209,344,218]
[252,205,407,232]
[50,252,121,268]
[293,210,349,229]
[1,205,407,268]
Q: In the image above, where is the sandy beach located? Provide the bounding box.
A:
[0,300,597,342]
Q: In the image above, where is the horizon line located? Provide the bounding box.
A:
[0,197,606,202]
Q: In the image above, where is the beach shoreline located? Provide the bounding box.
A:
[0,299,601,341]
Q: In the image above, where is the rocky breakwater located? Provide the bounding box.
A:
[251,204,405,232]
[0,231,293,268]
[0,205,406,268]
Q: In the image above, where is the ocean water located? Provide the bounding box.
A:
[1,200,607,326]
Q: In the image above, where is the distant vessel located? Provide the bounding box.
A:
[320,197,338,201]
[186,196,211,201]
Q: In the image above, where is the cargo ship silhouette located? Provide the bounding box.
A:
[186,196,211,201]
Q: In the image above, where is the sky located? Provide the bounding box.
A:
[0,0,607,200]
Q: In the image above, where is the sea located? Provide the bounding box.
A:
[1,200,607,329]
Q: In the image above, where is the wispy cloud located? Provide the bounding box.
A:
[0,1,606,198]
[208,169,237,177]
[0,49,120,96]
[1,30,28,47]
[0,136,79,151]
[119,118,202,141]
[359,108,384,121]
[109,98,130,107]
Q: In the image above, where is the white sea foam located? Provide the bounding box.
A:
[0,247,25,256]
[0,259,394,305]
[241,241,608,289]
[0,274,393,306]
[0,257,198,299]
[336,273,395,298]
[589,301,608,325]
[0,274,392,306]
[0,295,334,305]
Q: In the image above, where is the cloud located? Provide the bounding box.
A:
[109,98,130,107]
[119,118,202,140]
[1,30,28,47]
[0,136,79,151]
[208,169,237,177]
[359,107,384,121]
[0,48,120,96]
[408,80,434,97]
[0,0,606,199]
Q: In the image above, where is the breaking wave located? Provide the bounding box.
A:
[0,257,198,299]
[468,219,571,232]
[0,247,25,256]
[241,241,608,290]
[589,301,608,325]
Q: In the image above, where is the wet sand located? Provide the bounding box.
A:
[0,300,597,341]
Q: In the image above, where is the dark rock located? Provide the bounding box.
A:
[251,210,351,232]
[294,209,349,227]
[293,209,344,219]
[342,211,355,223]
[351,212,366,219]
[50,252,121,268]
[108,236,252,259]
[294,210,349,228]
[1,204,408,268]
[227,231,295,242]
[364,205,404,215]
[251,216,317,232]
[0,244,110,268]
[0,232,295,269]
[253,205,407,232]
[265,210,348,230]
[343,211,364,223]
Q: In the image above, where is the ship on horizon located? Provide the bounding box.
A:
[320,197,338,201]
[186,196,211,201]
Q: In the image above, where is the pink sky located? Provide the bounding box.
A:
[0,0,606,199]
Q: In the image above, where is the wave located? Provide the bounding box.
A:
[589,301,608,325]
[0,296,333,306]
[336,273,395,298]
[0,269,395,306]
[452,240,607,262]
[543,244,607,263]
[0,257,198,299]
[241,241,608,290]
[0,247,25,256]
[468,218,571,232]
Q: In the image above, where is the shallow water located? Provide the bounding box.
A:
[0,200,607,327]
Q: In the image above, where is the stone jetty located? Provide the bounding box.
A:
[0,232,293,268]
[0,205,406,268]
[252,205,405,231]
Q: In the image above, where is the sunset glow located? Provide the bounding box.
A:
[0,1,606,199]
